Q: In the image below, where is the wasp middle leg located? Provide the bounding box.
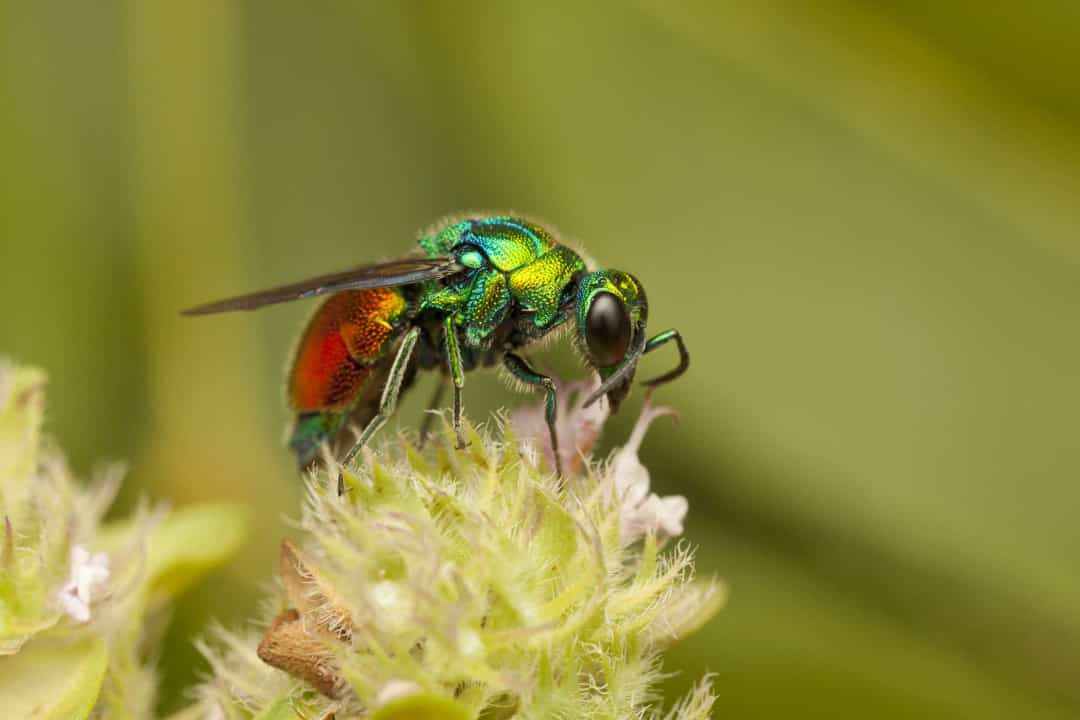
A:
[443,316,468,449]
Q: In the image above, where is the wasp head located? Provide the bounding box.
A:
[575,269,649,413]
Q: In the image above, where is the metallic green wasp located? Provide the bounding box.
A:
[183,214,689,477]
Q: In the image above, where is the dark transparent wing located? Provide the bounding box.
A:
[181,257,463,316]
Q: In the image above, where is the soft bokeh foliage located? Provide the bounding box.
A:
[0,361,249,717]
[2,2,1079,717]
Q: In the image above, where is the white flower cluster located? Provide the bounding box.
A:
[55,545,111,623]
[610,404,689,542]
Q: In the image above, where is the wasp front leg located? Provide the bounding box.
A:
[443,316,468,449]
[503,352,562,477]
[640,328,690,388]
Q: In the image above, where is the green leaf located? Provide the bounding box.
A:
[646,578,726,649]
[531,487,579,578]
[252,697,297,720]
[162,706,208,720]
[0,636,107,719]
[145,503,251,603]
[0,611,60,656]
[0,364,46,524]
[162,693,306,720]
[370,694,474,720]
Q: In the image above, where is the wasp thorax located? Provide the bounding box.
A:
[586,291,632,367]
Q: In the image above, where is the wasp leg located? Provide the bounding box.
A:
[337,326,421,494]
[444,316,468,449]
[640,329,690,388]
[417,374,447,449]
[503,352,562,477]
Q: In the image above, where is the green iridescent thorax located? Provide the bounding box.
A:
[420,215,558,270]
[418,215,586,347]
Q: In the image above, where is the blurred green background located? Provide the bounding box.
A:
[2,1,1079,717]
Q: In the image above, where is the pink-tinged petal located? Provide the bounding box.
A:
[511,377,610,474]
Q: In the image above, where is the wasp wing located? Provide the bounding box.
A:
[181,256,463,316]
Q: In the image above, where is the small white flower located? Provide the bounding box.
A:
[632,493,689,538]
[610,403,687,543]
[375,678,421,706]
[56,545,110,623]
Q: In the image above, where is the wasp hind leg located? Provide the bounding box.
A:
[337,326,422,494]
[503,352,562,477]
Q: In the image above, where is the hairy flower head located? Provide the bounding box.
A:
[193,400,724,720]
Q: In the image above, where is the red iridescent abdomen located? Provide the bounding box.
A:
[288,287,409,412]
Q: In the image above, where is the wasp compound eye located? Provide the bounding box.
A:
[586,292,631,367]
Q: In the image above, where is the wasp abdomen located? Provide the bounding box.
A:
[288,287,408,412]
